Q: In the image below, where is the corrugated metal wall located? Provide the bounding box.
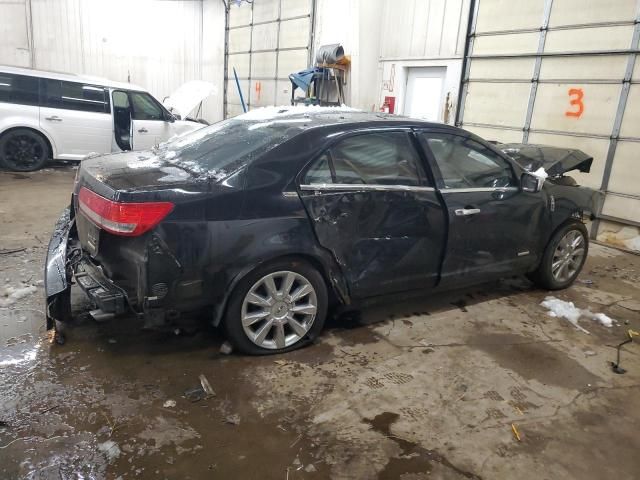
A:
[0,0,225,122]
[224,0,314,117]
[377,0,470,121]
[458,0,640,251]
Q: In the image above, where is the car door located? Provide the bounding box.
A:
[39,79,112,160]
[298,129,447,299]
[417,130,547,286]
[128,91,172,150]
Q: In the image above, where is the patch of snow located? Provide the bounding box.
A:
[237,105,360,121]
[0,284,37,307]
[540,296,615,334]
[531,167,548,180]
[98,440,121,461]
[163,399,176,408]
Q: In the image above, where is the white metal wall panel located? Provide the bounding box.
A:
[539,56,628,80]
[279,18,310,48]
[607,141,640,196]
[530,83,620,136]
[464,82,530,127]
[379,0,468,59]
[225,0,313,116]
[549,0,637,27]
[459,0,640,250]
[619,85,640,138]
[601,194,640,223]
[473,32,539,55]
[229,27,252,53]
[468,58,535,79]
[281,0,311,18]
[475,0,544,32]
[0,0,31,67]
[544,25,634,53]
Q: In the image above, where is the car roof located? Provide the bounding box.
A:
[0,64,146,91]
[235,106,463,133]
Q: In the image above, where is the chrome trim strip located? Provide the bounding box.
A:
[299,184,436,193]
[440,187,519,193]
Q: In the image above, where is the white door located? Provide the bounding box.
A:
[39,79,112,160]
[128,91,172,150]
[404,67,446,122]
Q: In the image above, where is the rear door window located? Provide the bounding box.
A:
[0,73,39,106]
[41,79,110,113]
[421,133,515,189]
[302,132,428,187]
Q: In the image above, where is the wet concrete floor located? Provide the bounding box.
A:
[1,168,640,479]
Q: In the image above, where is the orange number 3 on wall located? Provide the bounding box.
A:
[565,88,584,118]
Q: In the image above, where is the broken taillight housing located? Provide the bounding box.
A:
[78,187,174,236]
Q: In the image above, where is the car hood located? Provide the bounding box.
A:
[498,143,593,177]
[163,80,217,119]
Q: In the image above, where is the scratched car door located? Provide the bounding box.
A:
[297,130,447,299]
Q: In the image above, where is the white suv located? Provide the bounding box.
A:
[0,66,212,171]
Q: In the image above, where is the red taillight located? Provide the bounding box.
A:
[78,187,174,236]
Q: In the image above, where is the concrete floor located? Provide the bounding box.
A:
[1,167,640,480]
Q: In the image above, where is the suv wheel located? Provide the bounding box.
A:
[529,222,589,290]
[224,259,328,355]
[0,129,49,172]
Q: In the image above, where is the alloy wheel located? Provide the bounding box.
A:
[3,134,44,170]
[241,270,318,350]
[551,229,586,282]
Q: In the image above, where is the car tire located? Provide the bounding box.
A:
[224,258,328,355]
[0,128,50,172]
[528,221,589,290]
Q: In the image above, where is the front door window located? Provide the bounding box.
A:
[424,133,515,189]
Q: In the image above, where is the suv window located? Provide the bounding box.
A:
[0,73,39,106]
[130,92,164,120]
[422,133,515,189]
[322,132,425,186]
[41,79,110,113]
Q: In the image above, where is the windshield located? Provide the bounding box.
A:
[154,118,306,180]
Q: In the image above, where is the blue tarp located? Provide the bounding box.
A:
[289,67,322,92]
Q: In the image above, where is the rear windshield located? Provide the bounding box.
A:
[155,118,305,179]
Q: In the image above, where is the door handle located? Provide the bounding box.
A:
[455,208,481,216]
[138,128,148,133]
[45,116,62,122]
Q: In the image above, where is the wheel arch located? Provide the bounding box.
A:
[0,125,56,159]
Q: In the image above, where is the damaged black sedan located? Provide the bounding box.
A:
[44,109,603,354]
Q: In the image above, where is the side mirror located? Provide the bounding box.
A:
[521,171,544,193]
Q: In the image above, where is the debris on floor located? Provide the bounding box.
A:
[184,374,216,402]
[219,341,233,355]
[541,296,615,333]
[163,399,177,408]
[511,423,521,442]
[98,440,121,461]
[224,414,241,425]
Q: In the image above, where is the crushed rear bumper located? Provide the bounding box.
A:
[44,207,129,329]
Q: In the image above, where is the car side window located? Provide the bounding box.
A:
[0,73,39,106]
[129,92,164,121]
[422,133,515,189]
[330,132,425,186]
[41,79,110,113]
[304,152,333,184]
